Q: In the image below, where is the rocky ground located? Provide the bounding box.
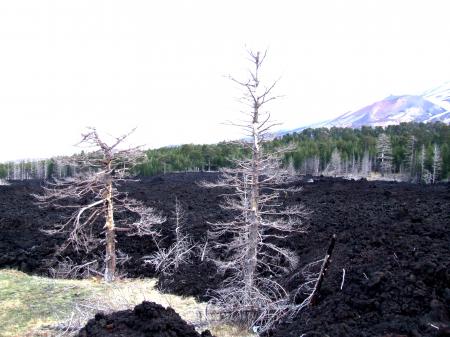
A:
[78,301,214,337]
[0,173,449,336]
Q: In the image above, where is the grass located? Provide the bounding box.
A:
[0,269,254,337]
[0,269,100,337]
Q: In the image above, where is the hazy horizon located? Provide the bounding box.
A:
[1,0,450,161]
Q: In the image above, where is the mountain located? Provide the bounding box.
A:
[283,82,450,134]
[320,94,450,128]
[422,81,450,113]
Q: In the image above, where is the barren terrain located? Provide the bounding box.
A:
[0,173,449,336]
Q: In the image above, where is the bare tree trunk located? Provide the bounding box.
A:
[174,198,182,270]
[104,173,116,282]
[244,220,258,292]
[203,51,308,332]
[310,234,336,306]
[432,144,442,184]
[34,127,165,283]
[244,112,260,293]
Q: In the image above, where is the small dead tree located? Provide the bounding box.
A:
[419,144,432,184]
[432,143,442,184]
[204,50,308,332]
[326,148,342,177]
[312,155,320,176]
[291,234,336,310]
[286,156,296,176]
[143,198,197,275]
[376,133,393,176]
[404,135,416,181]
[360,150,372,178]
[34,127,165,282]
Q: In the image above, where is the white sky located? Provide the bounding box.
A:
[1,0,450,161]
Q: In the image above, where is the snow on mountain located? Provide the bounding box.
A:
[320,94,449,128]
[422,81,450,114]
[283,82,450,134]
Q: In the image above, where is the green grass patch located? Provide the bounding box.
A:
[0,269,98,336]
[0,269,254,337]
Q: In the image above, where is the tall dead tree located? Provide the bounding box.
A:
[35,127,165,282]
[204,51,307,332]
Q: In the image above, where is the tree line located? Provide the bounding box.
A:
[278,122,449,178]
[1,122,449,182]
[0,157,82,181]
[134,121,450,182]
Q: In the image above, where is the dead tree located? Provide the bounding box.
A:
[286,156,296,176]
[432,144,442,184]
[404,135,416,181]
[419,144,433,184]
[290,234,336,313]
[326,148,342,177]
[34,127,165,282]
[376,133,393,177]
[360,150,371,178]
[143,198,197,275]
[204,50,308,332]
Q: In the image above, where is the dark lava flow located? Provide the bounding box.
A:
[78,301,214,337]
[0,173,449,336]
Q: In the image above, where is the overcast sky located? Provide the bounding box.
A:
[1,0,450,161]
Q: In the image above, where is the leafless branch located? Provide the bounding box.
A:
[34,127,163,282]
[203,50,309,332]
[142,198,197,275]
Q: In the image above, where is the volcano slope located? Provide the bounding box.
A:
[0,173,449,336]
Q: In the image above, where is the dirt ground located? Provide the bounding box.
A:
[0,173,449,336]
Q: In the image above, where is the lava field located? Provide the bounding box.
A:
[0,173,449,336]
